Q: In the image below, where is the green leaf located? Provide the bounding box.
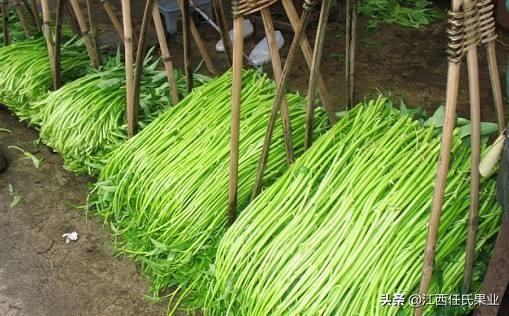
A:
[10,195,21,208]
[98,77,123,89]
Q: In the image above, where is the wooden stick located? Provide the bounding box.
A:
[1,0,9,46]
[252,6,315,199]
[152,3,179,105]
[414,1,462,314]
[281,0,335,123]
[261,8,294,163]
[63,1,81,35]
[69,0,101,68]
[305,0,332,149]
[40,0,57,88]
[121,0,135,139]
[101,0,124,41]
[180,0,193,93]
[189,16,217,74]
[54,0,65,90]
[212,0,232,65]
[228,16,244,225]
[486,42,506,132]
[28,0,41,32]
[14,0,31,37]
[131,0,155,138]
[345,0,357,108]
[463,41,481,293]
[86,0,101,66]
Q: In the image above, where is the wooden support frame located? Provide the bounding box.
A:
[281,0,334,120]
[131,0,155,137]
[40,0,57,89]
[69,0,101,68]
[28,0,41,32]
[415,0,505,314]
[251,1,316,199]
[121,0,135,138]
[100,0,124,41]
[212,0,232,65]
[305,0,333,149]
[54,0,65,90]
[1,0,8,46]
[14,0,31,37]
[86,0,101,66]
[345,0,357,108]
[181,0,193,92]
[229,0,295,223]
[152,2,180,105]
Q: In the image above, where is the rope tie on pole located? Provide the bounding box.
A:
[303,0,319,11]
[477,0,497,44]
[232,0,277,17]
[447,2,480,63]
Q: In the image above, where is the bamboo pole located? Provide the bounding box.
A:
[101,0,124,41]
[252,4,315,198]
[14,0,31,37]
[86,0,101,66]
[486,42,506,132]
[281,0,335,124]
[463,35,481,292]
[228,16,244,225]
[305,0,332,149]
[261,8,294,163]
[28,0,41,32]
[181,0,193,92]
[152,3,180,105]
[40,0,57,88]
[212,0,232,65]
[1,0,8,46]
[69,0,101,68]
[131,0,155,137]
[345,0,357,108]
[63,1,81,35]
[189,16,217,74]
[54,0,65,90]
[121,0,135,139]
[414,1,462,314]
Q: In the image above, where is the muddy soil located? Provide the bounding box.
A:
[0,109,169,315]
[1,1,509,316]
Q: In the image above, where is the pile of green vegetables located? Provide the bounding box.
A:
[359,0,442,29]
[89,70,327,310]
[37,53,204,175]
[207,97,501,315]
[0,37,89,118]
[0,8,38,46]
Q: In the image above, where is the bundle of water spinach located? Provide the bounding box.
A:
[207,97,502,316]
[0,38,89,118]
[38,54,202,175]
[89,70,328,310]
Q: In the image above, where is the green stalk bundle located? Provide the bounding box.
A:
[0,8,38,46]
[0,37,88,118]
[208,97,502,315]
[89,70,327,310]
[38,54,203,175]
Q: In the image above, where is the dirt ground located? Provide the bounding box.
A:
[1,1,509,315]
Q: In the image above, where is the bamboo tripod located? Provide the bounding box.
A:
[415,1,505,315]
[228,0,354,222]
[250,0,357,199]
[122,0,216,137]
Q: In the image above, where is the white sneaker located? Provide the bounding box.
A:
[248,30,284,66]
[215,19,254,52]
